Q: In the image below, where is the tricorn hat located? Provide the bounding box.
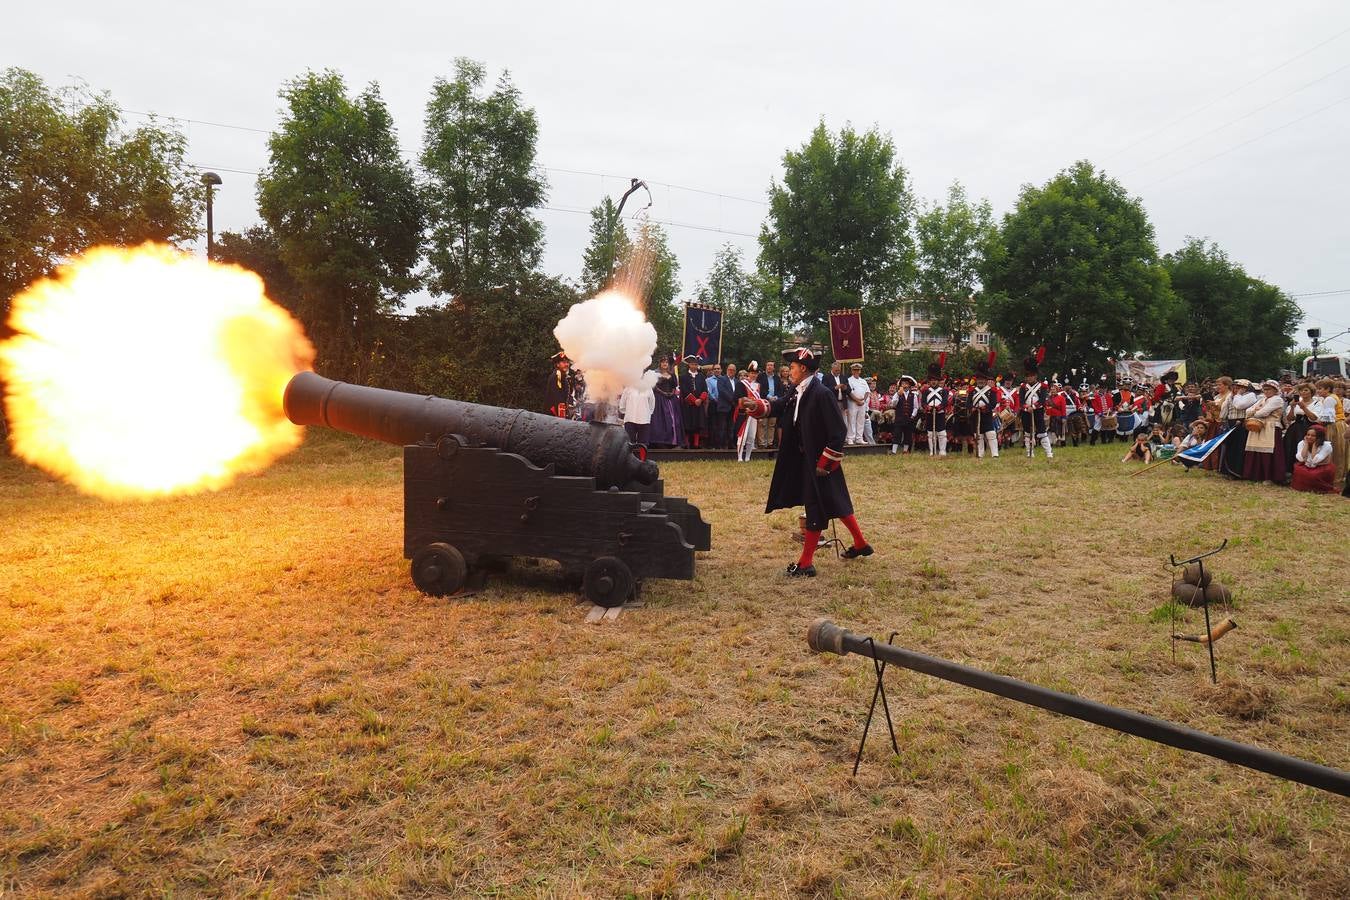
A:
[782,347,819,371]
[745,360,759,373]
[682,353,701,365]
[551,351,570,363]
[1162,370,1180,382]
[900,374,917,386]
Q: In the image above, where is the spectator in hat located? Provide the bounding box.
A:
[1217,378,1257,479]
[1242,379,1286,483]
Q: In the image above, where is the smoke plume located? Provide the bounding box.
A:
[553,289,658,401]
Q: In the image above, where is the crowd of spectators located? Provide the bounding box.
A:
[578,352,1349,498]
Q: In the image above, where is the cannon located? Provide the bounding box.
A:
[283,372,711,606]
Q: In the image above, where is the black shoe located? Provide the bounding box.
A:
[785,563,817,578]
[842,544,874,559]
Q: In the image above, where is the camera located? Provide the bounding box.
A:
[1307,327,1321,340]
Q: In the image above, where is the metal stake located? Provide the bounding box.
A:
[852,632,901,776]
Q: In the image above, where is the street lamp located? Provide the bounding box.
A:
[1307,327,1320,377]
[201,171,222,261]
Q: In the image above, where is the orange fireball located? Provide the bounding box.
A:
[0,243,314,499]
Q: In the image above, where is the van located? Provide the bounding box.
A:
[1303,353,1350,378]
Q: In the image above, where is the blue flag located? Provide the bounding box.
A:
[1176,428,1234,468]
[682,304,723,366]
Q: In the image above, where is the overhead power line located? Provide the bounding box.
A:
[1108,23,1350,160]
[1139,93,1350,188]
[185,163,760,239]
[119,104,767,209]
[1291,288,1350,298]
[1122,59,1350,175]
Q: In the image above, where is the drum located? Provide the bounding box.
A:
[998,409,1017,430]
[1101,414,1118,431]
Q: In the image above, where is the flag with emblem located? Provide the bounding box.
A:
[682,303,723,366]
[828,309,865,364]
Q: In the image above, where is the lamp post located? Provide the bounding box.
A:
[1307,328,1320,377]
[201,171,222,261]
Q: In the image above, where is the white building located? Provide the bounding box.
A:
[893,303,993,350]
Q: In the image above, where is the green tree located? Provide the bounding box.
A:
[578,197,631,296]
[257,70,423,378]
[980,160,1176,373]
[1161,238,1300,378]
[213,226,301,317]
[914,182,995,349]
[393,273,578,408]
[695,244,783,366]
[0,67,201,315]
[758,121,915,349]
[421,58,545,299]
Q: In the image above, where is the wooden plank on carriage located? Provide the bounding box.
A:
[584,604,607,624]
[602,605,624,622]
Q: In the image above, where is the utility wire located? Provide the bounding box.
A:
[184,163,760,239]
[1291,288,1350,298]
[1108,23,1350,160]
[1122,59,1350,175]
[119,104,767,209]
[1139,94,1350,188]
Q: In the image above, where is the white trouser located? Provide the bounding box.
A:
[977,430,999,458]
[863,414,874,444]
[846,402,866,443]
[737,417,757,461]
[929,430,947,456]
[1024,431,1054,458]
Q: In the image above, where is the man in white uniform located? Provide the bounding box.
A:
[845,362,870,444]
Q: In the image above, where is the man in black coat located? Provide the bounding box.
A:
[743,347,873,577]
[678,355,708,448]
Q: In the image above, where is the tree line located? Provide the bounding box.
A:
[2,63,1303,415]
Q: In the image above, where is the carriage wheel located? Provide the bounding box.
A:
[583,556,634,608]
[411,542,468,597]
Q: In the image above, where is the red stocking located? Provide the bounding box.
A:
[798,530,821,567]
[839,514,867,548]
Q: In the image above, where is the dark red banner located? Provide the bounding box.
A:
[828,309,864,363]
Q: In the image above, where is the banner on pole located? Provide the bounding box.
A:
[681,303,723,366]
[828,309,865,364]
[1176,427,1234,467]
[1115,358,1187,385]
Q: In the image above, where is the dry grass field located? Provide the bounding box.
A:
[2,432,1347,897]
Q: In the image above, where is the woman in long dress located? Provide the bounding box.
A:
[1218,379,1257,479]
[1292,425,1336,493]
[1242,380,1287,483]
[647,356,684,449]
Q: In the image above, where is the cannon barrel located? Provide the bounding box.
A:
[283,371,659,489]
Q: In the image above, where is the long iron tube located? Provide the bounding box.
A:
[283,372,659,489]
[807,619,1350,796]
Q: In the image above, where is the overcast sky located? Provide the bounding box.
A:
[10,1,1349,353]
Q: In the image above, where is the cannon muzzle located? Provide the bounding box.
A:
[283,371,659,489]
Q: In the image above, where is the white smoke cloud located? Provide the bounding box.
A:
[553,289,659,401]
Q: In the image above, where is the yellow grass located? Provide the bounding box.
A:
[2,432,1347,896]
